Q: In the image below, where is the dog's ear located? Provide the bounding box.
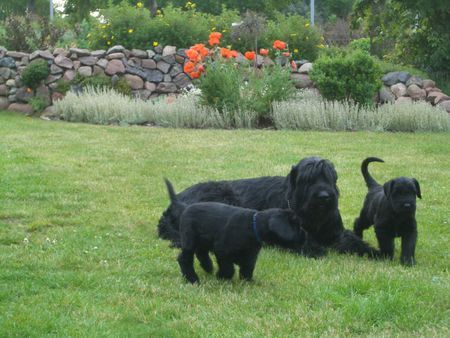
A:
[268,216,297,242]
[412,178,422,199]
[383,180,395,198]
[289,165,298,188]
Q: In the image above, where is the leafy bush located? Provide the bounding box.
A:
[272,90,450,132]
[21,59,49,90]
[55,79,71,94]
[71,73,131,96]
[348,38,370,54]
[262,13,323,61]
[310,50,381,106]
[29,96,47,113]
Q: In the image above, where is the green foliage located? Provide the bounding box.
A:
[55,18,92,49]
[262,13,322,61]
[113,77,132,96]
[310,50,382,106]
[348,38,370,54]
[21,59,49,90]
[2,13,64,52]
[29,96,47,113]
[55,79,71,94]
[71,73,132,97]
[197,60,242,115]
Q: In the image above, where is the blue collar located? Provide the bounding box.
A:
[252,212,262,242]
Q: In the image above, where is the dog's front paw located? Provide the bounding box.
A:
[401,256,416,267]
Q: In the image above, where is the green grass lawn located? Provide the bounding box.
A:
[0,112,449,336]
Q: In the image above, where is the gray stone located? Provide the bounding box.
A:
[36,84,51,106]
[426,91,442,103]
[176,49,187,58]
[54,54,73,69]
[147,50,156,58]
[298,62,313,74]
[6,79,16,87]
[290,73,313,89]
[111,75,119,85]
[154,45,163,54]
[153,54,162,62]
[106,52,125,60]
[0,84,7,96]
[169,64,182,77]
[382,71,411,86]
[69,48,91,56]
[9,87,17,95]
[145,69,164,82]
[142,59,157,69]
[132,89,152,100]
[63,70,76,82]
[0,67,11,79]
[45,74,62,84]
[128,57,142,67]
[0,57,16,68]
[434,93,450,105]
[130,49,148,58]
[157,61,171,73]
[91,50,106,58]
[40,106,60,120]
[30,50,54,60]
[106,45,125,54]
[73,60,81,70]
[156,82,178,93]
[426,87,441,94]
[96,58,108,69]
[422,79,435,89]
[144,81,156,92]
[6,51,28,59]
[50,64,63,74]
[78,66,92,77]
[164,74,172,82]
[93,65,105,76]
[390,83,407,98]
[8,102,33,114]
[395,96,413,105]
[124,74,144,89]
[405,76,423,88]
[8,94,16,102]
[53,48,68,56]
[162,55,176,64]
[0,97,9,109]
[379,86,395,104]
[175,54,185,64]
[21,56,29,66]
[79,56,98,66]
[105,59,125,75]
[162,46,177,56]
[437,100,450,113]
[0,47,6,58]
[407,84,426,100]
[173,73,191,88]
[51,92,65,102]
[16,87,34,103]
[262,57,275,67]
[125,66,147,79]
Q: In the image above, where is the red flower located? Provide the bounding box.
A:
[290,60,297,70]
[282,52,291,57]
[197,64,205,73]
[209,32,222,40]
[185,48,200,62]
[183,61,195,73]
[189,71,201,79]
[273,40,287,50]
[259,48,269,56]
[230,50,238,58]
[244,51,256,61]
[192,43,209,57]
[220,47,232,58]
[208,37,220,46]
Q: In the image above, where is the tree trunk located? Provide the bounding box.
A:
[146,0,158,16]
[26,0,35,14]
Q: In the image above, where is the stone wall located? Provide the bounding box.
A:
[0,45,192,113]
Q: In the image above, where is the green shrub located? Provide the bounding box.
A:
[197,60,242,115]
[29,96,47,113]
[310,50,382,106]
[55,79,71,94]
[113,77,132,97]
[74,73,111,89]
[349,38,370,54]
[262,13,322,61]
[21,59,49,90]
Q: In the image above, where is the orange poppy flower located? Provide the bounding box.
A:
[192,43,209,57]
[209,37,220,46]
[209,32,222,40]
[197,64,205,73]
[190,71,201,79]
[244,51,256,61]
[259,48,269,56]
[282,52,291,57]
[185,48,199,62]
[290,60,297,70]
[229,50,238,58]
[273,40,287,50]
[183,61,196,73]
[220,47,232,58]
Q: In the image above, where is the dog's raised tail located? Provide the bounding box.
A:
[361,157,384,189]
[164,178,178,204]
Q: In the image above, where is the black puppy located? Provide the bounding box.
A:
[158,156,378,258]
[165,179,322,283]
[353,157,422,266]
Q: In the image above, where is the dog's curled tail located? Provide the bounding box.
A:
[164,178,177,204]
[361,157,384,189]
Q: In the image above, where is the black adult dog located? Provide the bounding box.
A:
[353,157,422,266]
[158,156,378,257]
[165,179,309,283]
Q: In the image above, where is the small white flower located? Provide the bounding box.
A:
[23,237,29,244]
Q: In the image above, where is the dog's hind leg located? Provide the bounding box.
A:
[400,230,417,266]
[178,250,199,284]
[215,255,235,280]
[353,212,371,239]
[196,249,213,273]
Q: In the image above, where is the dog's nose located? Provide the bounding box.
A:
[317,191,331,200]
